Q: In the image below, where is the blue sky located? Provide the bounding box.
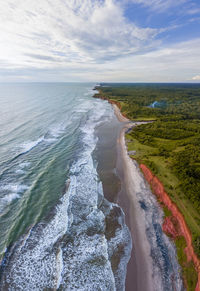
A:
[0,0,200,82]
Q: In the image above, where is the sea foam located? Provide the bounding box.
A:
[0,96,131,291]
[0,183,29,213]
[20,136,44,154]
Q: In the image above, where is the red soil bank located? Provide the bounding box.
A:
[140,164,200,291]
[162,216,181,239]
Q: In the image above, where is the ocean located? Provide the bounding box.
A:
[0,83,131,290]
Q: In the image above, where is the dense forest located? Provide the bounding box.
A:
[94,84,200,264]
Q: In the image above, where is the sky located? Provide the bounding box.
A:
[0,0,200,82]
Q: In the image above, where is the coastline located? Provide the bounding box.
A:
[94,96,155,290]
[140,164,200,290]
[94,86,200,290]
[109,98,200,290]
[115,117,154,291]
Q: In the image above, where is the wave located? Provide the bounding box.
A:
[19,121,72,152]
[15,123,68,156]
[0,96,131,291]
[1,193,20,204]
[1,183,28,193]
[0,183,29,214]
[48,124,66,138]
[15,162,31,174]
[83,88,96,96]
[20,136,45,154]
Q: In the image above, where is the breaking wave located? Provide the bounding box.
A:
[20,137,45,154]
[0,98,132,291]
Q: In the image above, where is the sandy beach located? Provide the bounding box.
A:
[95,97,183,291]
[95,101,155,291]
[113,105,155,291]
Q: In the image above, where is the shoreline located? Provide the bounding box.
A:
[115,122,154,291]
[110,97,200,290]
[140,164,200,291]
[94,94,155,290]
[94,86,200,289]
[110,101,155,291]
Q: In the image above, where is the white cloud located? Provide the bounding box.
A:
[0,0,199,82]
[0,0,159,70]
[80,38,200,82]
[1,38,199,83]
[192,75,200,80]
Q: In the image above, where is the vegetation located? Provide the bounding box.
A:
[175,237,198,291]
[95,83,200,289]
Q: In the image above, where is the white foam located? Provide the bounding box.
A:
[2,193,20,203]
[44,121,72,143]
[83,88,96,96]
[45,137,57,143]
[19,162,30,168]
[0,183,29,213]
[49,125,65,138]
[1,91,130,290]
[1,183,28,193]
[20,136,44,154]
[56,247,64,289]
[0,192,21,214]
[15,162,31,174]
[18,122,69,153]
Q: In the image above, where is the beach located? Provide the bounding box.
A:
[95,97,183,291]
[114,105,154,291]
[95,103,154,291]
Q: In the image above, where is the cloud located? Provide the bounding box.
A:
[0,0,160,70]
[1,38,199,83]
[0,0,199,82]
[25,54,61,62]
[79,38,200,82]
[192,75,200,80]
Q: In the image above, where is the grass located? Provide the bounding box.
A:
[162,205,172,218]
[175,237,198,291]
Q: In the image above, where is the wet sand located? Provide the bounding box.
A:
[114,106,154,291]
[94,103,154,291]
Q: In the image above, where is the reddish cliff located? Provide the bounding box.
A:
[140,164,200,291]
[162,216,181,239]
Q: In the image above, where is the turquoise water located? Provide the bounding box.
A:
[0,83,131,290]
